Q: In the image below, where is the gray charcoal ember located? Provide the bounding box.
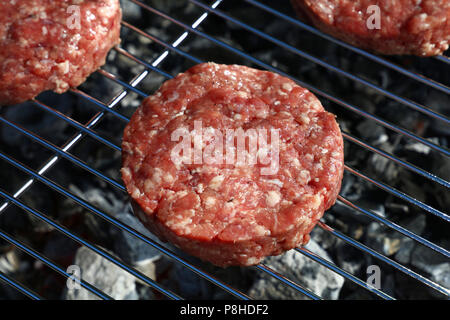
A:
[396,171,427,204]
[119,0,142,22]
[309,225,338,252]
[338,173,364,202]
[393,215,427,264]
[366,223,398,257]
[1,98,72,149]
[425,91,450,135]
[432,152,450,210]
[64,246,139,300]
[368,214,426,259]
[368,152,398,184]
[395,239,416,265]
[249,240,344,300]
[410,241,450,298]
[171,260,213,299]
[69,184,124,215]
[113,210,163,266]
[356,120,388,146]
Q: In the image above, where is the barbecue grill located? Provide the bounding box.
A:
[0,0,449,300]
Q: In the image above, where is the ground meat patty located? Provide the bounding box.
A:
[0,0,122,106]
[121,63,344,267]
[292,0,450,56]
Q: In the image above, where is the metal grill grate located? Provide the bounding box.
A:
[0,0,449,300]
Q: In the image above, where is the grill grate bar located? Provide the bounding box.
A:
[0,115,126,192]
[0,270,42,300]
[318,222,450,297]
[121,21,203,65]
[52,29,450,292]
[244,0,450,95]
[0,227,113,300]
[128,0,450,157]
[97,69,150,98]
[344,165,449,222]
[189,0,449,124]
[337,196,450,258]
[433,55,450,65]
[8,94,450,296]
[295,248,394,300]
[342,132,449,189]
[32,99,122,152]
[0,187,182,300]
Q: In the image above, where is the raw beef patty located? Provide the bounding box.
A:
[121,63,344,267]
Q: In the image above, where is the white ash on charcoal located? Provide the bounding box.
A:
[249,240,344,300]
[64,246,141,300]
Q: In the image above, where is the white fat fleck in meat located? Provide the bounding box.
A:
[263,179,284,187]
[282,83,293,91]
[209,175,225,191]
[266,190,281,207]
[144,168,164,192]
[121,167,131,180]
[163,172,174,183]
[331,151,340,158]
[296,114,310,125]
[205,197,216,209]
[254,225,270,237]
[298,170,311,183]
[237,91,249,98]
[303,194,322,210]
[57,61,70,75]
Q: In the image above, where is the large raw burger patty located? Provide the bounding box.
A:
[121,63,344,267]
[0,0,122,106]
[292,0,450,56]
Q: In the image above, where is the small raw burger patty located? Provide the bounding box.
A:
[292,0,450,56]
[121,63,344,267]
[0,0,122,106]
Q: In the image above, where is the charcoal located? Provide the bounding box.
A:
[64,246,139,300]
[410,240,450,298]
[249,240,344,300]
[113,210,162,266]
